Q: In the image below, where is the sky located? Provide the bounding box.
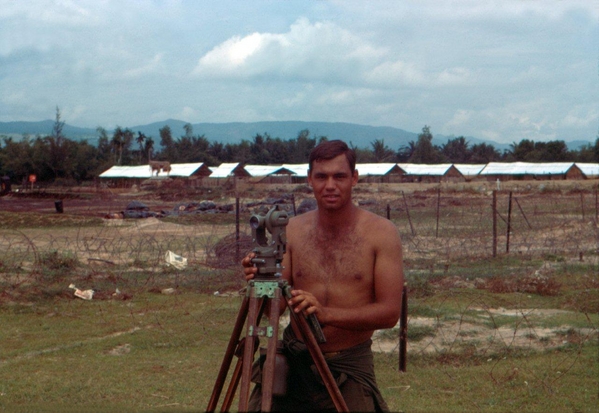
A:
[1,0,598,144]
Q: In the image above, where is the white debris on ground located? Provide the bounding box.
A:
[68,283,94,300]
[164,250,188,269]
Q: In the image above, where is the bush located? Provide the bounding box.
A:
[39,251,78,271]
[480,274,561,296]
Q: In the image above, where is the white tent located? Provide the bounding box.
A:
[453,164,486,178]
[244,165,296,177]
[357,163,402,176]
[282,164,310,178]
[575,163,599,178]
[479,162,576,176]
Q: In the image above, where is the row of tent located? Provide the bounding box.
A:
[99,161,599,184]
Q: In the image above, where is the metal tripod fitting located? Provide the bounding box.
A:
[247,279,279,299]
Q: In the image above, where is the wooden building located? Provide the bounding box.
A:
[478,162,584,181]
[397,163,465,183]
[99,162,212,188]
[357,163,405,183]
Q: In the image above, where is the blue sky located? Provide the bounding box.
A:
[1,0,597,144]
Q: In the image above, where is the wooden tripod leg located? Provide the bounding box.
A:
[220,354,242,412]
[238,291,261,411]
[259,287,282,411]
[287,305,349,413]
[207,295,249,412]
[220,335,259,412]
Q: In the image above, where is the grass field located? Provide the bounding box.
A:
[0,292,596,412]
[0,181,597,412]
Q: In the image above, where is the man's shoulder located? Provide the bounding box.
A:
[288,210,315,230]
[356,208,400,237]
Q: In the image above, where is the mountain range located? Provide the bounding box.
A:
[0,119,593,152]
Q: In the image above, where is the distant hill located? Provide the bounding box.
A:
[0,120,98,141]
[132,120,423,150]
[0,119,422,149]
[0,119,591,152]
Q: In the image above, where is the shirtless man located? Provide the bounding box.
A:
[243,140,404,412]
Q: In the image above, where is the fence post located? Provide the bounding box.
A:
[235,197,240,263]
[387,203,390,220]
[492,190,497,257]
[399,285,408,373]
[506,191,512,253]
[435,187,441,238]
[595,184,598,222]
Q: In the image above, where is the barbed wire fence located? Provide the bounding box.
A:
[0,184,597,399]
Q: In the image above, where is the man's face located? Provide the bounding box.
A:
[308,154,358,211]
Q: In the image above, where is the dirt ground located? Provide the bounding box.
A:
[0,192,174,217]
[371,308,596,355]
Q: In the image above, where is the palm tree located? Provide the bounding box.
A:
[144,138,155,162]
[370,139,396,162]
[136,132,146,163]
[111,127,124,165]
[397,141,416,162]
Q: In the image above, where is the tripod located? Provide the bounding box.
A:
[206,277,349,412]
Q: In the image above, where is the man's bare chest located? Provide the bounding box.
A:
[290,228,373,285]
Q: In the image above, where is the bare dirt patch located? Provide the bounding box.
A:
[372,307,597,355]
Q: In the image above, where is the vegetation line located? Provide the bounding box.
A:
[0,326,142,367]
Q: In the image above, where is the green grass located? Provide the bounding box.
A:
[0,291,596,412]
[376,345,598,412]
[0,211,103,229]
[0,293,239,411]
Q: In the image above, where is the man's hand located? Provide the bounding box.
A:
[288,289,328,324]
[241,252,258,281]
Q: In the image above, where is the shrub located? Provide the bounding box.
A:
[34,251,78,283]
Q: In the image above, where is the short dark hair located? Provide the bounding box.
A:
[308,140,356,173]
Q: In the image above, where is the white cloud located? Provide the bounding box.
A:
[315,88,375,107]
[365,61,426,87]
[445,109,473,129]
[192,18,386,84]
[469,101,562,142]
[561,109,599,129]
[197,32,265,70]
[179,106,197,121]
[63,104,88,123]
[436,67,472,86]
[122,53,165,79]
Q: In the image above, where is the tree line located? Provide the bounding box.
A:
[1,109,598,185]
